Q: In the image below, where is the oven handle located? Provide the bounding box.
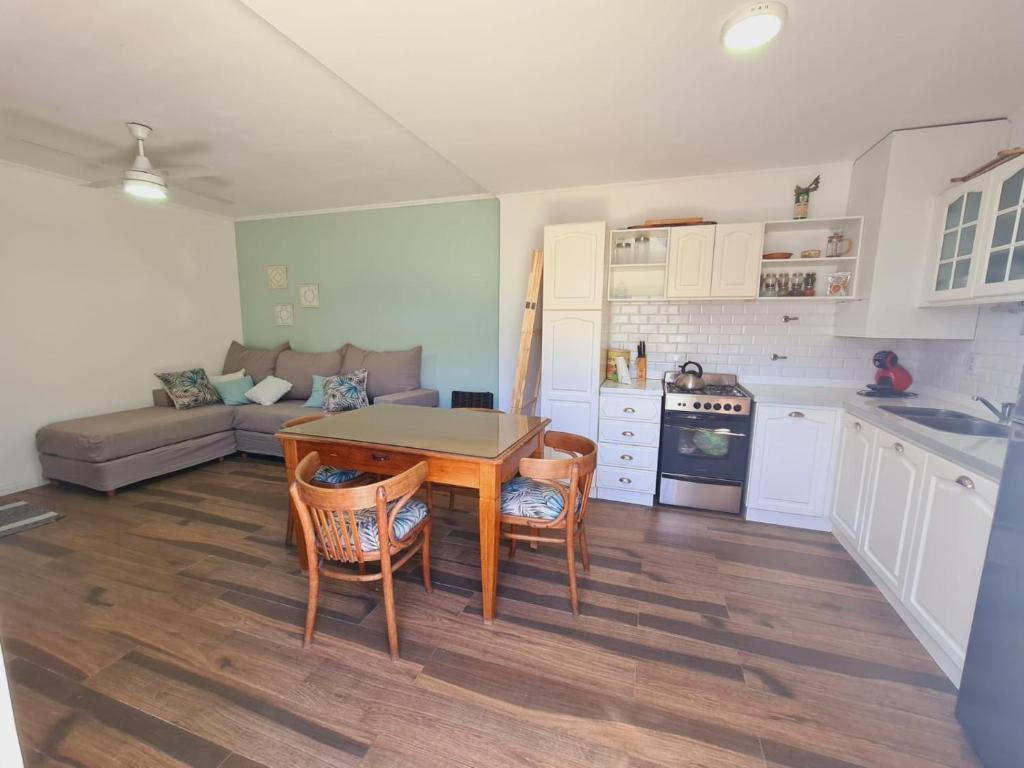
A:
[670,425,748,438]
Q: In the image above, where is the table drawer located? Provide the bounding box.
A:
[598,443,659,470]
[311,444,425,478]
[599,395,661,422]
[599,419,660,447]
[595,466,657,493]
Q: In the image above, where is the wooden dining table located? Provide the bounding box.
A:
[276,404,549,623]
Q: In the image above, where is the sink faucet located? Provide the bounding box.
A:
[972,395,1016,424]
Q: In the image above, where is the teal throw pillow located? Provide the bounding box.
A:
[213,375,255,406]
[304,375,327,408]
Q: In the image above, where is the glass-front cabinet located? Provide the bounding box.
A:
[926,180,986,301]
[976,155,1024,298]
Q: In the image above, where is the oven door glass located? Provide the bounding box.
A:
[660,413,750,482]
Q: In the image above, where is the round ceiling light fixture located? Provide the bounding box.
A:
[722,1,787,52]
[122,122,168,200]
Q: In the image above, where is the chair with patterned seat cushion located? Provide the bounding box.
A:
[281,413,367,547]
[500,431,597,615]
[290,451,432,659]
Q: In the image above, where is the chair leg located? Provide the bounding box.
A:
[579,525,591,573]
[448,490,455,510]
[425,481,434,511]
[421,522,433,593]
[380,556,400,660]
[508,525,518,559]
[303,567,320,647]
[566,534,580,616]
[285,511,295,547]
[358,562,367,576]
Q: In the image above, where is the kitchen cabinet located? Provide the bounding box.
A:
[543,222,606,310]
[540,310,602,441]
[709,223,763,298]
[595,387,662,506]
[860,429,925,595]
[831,414,877,547]
[665,224,715,298]
[745,404,839,530]
[973,154,1024,300]
[923,178,988,302]
[905,454,997,678]
[836,120,1008,338]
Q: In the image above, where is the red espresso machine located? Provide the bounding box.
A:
[860,350,914,397]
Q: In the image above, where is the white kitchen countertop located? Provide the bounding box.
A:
[600,379,665,397]
[745,382,1009,482]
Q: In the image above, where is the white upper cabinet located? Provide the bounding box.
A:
[665,225,715,298]
[974,154,1024,299]
[543,222,606,310]
[709,223,763,298]
[923,178,988,303]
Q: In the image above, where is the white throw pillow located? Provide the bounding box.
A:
[245,375,292,405]
[210,368,245,384]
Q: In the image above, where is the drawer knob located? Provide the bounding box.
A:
[853,422,862,431]
[620,454,634,461]
[618,477,632,484]
[371,453,391,462]
[789,411,805,418]
[622,430,634,437]
[623,407,636,413]
[956,475,975,490]
[893,442,904,455]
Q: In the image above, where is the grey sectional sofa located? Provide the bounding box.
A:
[36,341,439,493]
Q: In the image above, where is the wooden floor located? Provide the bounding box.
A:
[0,456,979,768]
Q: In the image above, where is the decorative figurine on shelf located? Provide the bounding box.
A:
[793,174,821,220]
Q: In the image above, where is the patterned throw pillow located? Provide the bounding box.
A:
[322,369,369,412]
[154,369,220,410]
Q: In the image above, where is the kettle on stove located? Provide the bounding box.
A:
[674,361,705,391]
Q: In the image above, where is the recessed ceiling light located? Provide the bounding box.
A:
[722,1,787,52]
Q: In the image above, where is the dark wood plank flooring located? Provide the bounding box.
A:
[0,457,979,767]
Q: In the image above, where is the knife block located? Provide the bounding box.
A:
[636,357,647,384]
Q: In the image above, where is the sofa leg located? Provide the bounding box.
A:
[239,452,249,459]
[106,489,116,498]
[217,456,225,463]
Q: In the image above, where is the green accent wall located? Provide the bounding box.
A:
[235,198,499,407]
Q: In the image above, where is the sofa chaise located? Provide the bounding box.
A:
[36,341,438,493]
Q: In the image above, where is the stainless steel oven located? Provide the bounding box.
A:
[658,371,753,515]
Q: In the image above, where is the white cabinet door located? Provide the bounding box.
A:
[831,414,877,547]
[746,405,839,517]
[542,222,606,310]
[923,178,989,303]
[709,223,763,298]
[540,311,601,439]
[665,225,715,298]
[974,155,1024,299]
[860,431,925,595]
[905,455,997,674]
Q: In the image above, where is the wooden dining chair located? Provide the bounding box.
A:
[281,413,368,546]
[289,451,432,659]
[499,431,597,615]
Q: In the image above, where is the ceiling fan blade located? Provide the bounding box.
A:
[173,184,236,207]
[162,164,217,180]
[82,178,122,189]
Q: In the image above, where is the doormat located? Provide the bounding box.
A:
[0,500,61,539]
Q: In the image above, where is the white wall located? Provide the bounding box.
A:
[0,162,241,494]
[497,162,853,408]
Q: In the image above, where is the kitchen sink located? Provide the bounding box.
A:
[878,406,1009,438]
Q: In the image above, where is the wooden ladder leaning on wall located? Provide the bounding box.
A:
[510,249,543,416]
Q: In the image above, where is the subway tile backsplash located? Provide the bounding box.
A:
[610,301,1024,402]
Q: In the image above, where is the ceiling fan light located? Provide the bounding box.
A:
[722,2,786,51]
[122,169,167,200]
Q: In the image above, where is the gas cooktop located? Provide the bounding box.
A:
[663,372,752,413]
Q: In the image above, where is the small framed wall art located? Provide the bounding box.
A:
[267,265,288,290]
[298,283,320,308]
[274,303,294,326]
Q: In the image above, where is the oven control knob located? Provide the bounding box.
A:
[692,401,701,409]
[734,404,743,412]
[713,403,722,410]
[703,402,712,410]
[722,403,732,411]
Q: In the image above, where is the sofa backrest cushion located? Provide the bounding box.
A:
[275,349,343,400]
[340,344,421,399]
[222,341,290,384]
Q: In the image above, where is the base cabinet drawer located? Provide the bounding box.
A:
[597,443,659,470]
[595,466,657,494]
[599,395,660,422]
[599,419,659,447]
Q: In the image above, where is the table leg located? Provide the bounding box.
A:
[281,439,308,572]
[529,435,544,550]
[478,462,502,623]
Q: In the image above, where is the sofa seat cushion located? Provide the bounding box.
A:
[36,405,236,463]
[232,400,311,434]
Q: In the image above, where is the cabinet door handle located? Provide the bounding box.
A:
[618,477,632,484]
[623,407,636,413]
[893,442,905,454]
[789,411,805,418]
[853,422,862,431]
[620,454,634,461]
[371,453,391,462]
[621,430,634,437]
[956,475,975,490]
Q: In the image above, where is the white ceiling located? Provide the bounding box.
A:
[2,1,1023,217]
